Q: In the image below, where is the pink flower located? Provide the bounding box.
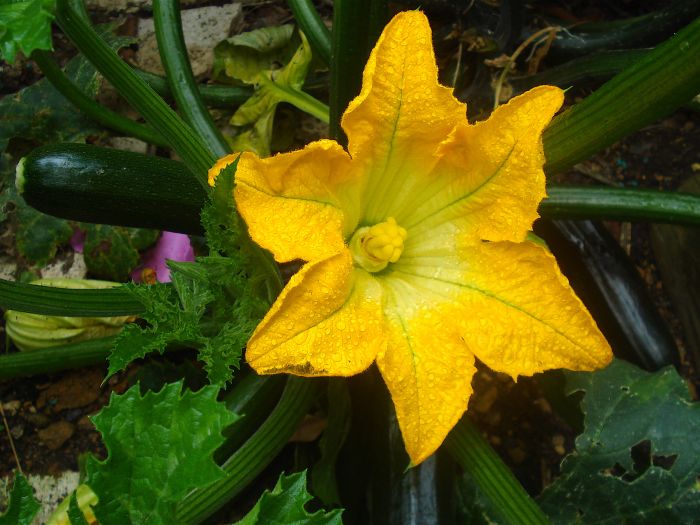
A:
[131,232,194,283]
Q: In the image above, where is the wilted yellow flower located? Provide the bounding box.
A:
[210,11,612,464]
[4,278,132,351]
[46,484,98,525]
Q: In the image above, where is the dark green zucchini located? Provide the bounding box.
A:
[544,0,700,61]
[337,367,454,525]
[17,143,207,235]
[534,219,679,371]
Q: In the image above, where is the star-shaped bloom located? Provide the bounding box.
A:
[210,11,612,464]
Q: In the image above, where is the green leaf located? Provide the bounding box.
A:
[0,0,55,64]
[538,359,700,524]
[67,492,90,525]
[106,160,272,385]
[201,158,241,257]
[1,25,136,267]
[0,472,40,525]
[200,158,278,301]
[108,282,204,377]
[0,23,133,153]
[229,31,313,156]
[229,109,276,157]
[236,471,343,525]
[198,317,253,387]
[0,152,14,222]
[109,255,266,387]
[15,197,73,265]
[128,227,160,251]
[85,381,237,525]
[81,224,149,281]
[214,25,297,84]
[1,149,71,268]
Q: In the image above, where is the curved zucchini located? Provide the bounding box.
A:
[544,0,700,61]
[17,143,207,235]
[535,219,679,371]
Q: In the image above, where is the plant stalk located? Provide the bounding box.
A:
[329,0,388,142]
[176,377,319,524]
[540,186,700,225]
[0,280,144,317]
[0,336,115,379]
[445,416,552,525]
[287,0,332,65]
[54,0,215,188]
[32,50,169,147]
[258,75,330,123]
[153,0,230,158]
[135,68,253,108]
[544,15,700,174]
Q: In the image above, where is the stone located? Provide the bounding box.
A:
[24,412,51,429]
[0,256,17,281]
[40,251,87,280]
[38,421,75,451]
[36,369,102,412]
[135,3,243,78]
[104,136,149,154]
[1,400,21,415]
[0,471,81,525]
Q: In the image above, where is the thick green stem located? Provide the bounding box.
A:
[215,374,286,463]
[176,377,319,524]
[0,336,115,379]
[544,16,700,174]
[259,76,329,123]
[329,0,387,142]
[288,0,332,65]
[32,51,169,147]
[512,49,648,93]
[445,417,552,525]
[135,68,253,108]
[153,0,230,158]
[54,0,215,188]
[0,279,144,316]
[540,186,700,225]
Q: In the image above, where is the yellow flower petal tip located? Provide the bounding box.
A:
[208,153,239,187]
[224,10,608,465]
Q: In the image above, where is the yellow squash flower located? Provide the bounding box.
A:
[210,11,612,464]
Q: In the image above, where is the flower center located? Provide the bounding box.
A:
[349,217,407,272]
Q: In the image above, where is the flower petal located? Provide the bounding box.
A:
[208,153,239,187]
[234,140,360,262]
[376,276,476,465]
[341,11,466,224]
[246,249,386,376]
[132,232,194,283]
[403,86,564,249]
[394,240,612,379]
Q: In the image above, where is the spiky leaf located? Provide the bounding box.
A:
[85,382,237,525]
[0,0,55,64]
[236,471,343,525]
[0,472,40,525]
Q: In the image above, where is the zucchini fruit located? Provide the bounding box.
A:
[17,143,207,235]
[535,219,679,371]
